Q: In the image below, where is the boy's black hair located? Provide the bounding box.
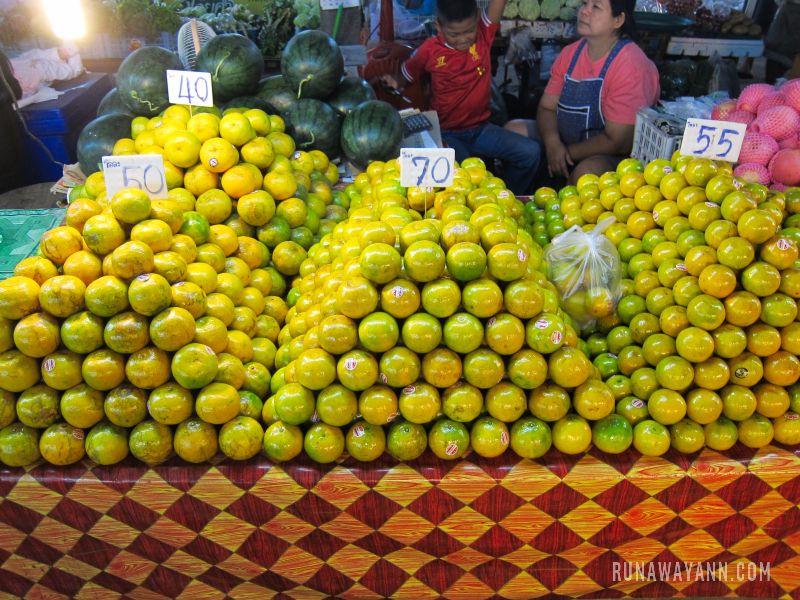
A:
[609,0,637,39]
[436,0,478,24]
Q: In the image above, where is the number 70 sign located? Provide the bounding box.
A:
[679,118,747,163]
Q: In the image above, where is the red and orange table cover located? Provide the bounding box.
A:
[0,444,798,599]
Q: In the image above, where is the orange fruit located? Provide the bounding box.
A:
[13,313,61,358]
[13,256,58,286]
[728,352,764,388]
[173,417,218,463]
[199,137,239,173]
[39,226,83,265]
[552,413,592,454]
[81,348,125,391]
[172,343,218,389]
[763,350,800,386]
[40,349,82,392]
[128,273,172,317]
[548,347,591,388]
[110,188,152,225]
[39,275,86,318]
[60,310,104,354]
[125,346,171,390]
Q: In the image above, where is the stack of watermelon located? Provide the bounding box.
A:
[83,30,403,172]
[712,79,800,188]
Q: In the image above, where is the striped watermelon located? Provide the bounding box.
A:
[77,114,132,175]
[285,99,341,158]
[340,100,403,168]
[97,88,134,117]
[116,46,183,116]
[327,76,377,116]
[195,34,263,102]
[256,74,297,116]
[281,30,344,100]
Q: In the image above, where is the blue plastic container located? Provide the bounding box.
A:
[19,72,113,183]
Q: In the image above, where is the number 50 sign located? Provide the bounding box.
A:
[680,118,747,163]
[102,154,168,200]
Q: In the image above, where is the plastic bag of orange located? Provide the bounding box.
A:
[544,217,622,331]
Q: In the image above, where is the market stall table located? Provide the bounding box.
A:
[0,444,798,598]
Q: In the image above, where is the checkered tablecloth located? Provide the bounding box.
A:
[0,444,798,599]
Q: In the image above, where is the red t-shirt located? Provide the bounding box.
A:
[544,39,660,126]
[401,12,498,131]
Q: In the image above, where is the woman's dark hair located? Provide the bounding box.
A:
[610,0,637,38]
[436,0,478,24]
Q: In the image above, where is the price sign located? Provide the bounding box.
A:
[679,118,746,162]
[166,69,214,107]
[399,147,455,188]
[102,154,168,200]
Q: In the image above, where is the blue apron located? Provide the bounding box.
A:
[556,38,630,146]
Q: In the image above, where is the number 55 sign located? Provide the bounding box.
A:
[680,118,747,163]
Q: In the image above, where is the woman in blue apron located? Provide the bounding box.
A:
[506,0,659,184]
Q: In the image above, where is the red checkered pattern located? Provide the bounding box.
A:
[0,444,798,598]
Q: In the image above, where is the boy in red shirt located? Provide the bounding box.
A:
[383,0,541,195]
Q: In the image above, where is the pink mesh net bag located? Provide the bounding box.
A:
[751,105,800,140]
[779,132,800,150]
[769,149,800,186]
[737,83,775,112]
[756,91,787,114]
[727,110,755,125]
[780,78,800,113]
[733,163,771,185]
[738,132,779,165]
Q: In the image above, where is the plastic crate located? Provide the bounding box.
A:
[631,107,685,164]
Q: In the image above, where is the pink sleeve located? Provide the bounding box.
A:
[544,42,578,98]
[601,45,661,125]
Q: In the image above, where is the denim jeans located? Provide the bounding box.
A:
[441,122,542,196]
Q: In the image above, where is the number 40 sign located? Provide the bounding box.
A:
[166,69,214,107]
[679,118,747,163]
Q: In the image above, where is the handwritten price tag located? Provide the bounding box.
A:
[679,118,746,162]
[399,147,455,188]
[166,69,214,107]
[102,154,168,200]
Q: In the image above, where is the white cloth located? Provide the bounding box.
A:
[10,46,84,98]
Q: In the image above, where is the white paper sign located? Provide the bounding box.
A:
[320,0,360,8]
[679,118,746,163]
[399,147,455,188]
[166,69,214,107]
[102,154,168,200]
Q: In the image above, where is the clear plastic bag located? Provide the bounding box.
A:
[503,26,536,67]
[544,217,623,331]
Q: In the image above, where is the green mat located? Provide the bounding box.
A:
[0,208,66,278]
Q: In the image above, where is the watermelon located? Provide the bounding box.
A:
[256,75,297,116]
[285,99,341,158]
[77,114,132,175]
[341,100,403,168]
[327,76,376,116]
[116,46,183,116]
[196,33,264,103]
[281,30,344,100]
[97,88,134,117]
[222,95,276,113]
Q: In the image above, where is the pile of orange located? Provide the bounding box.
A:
[551,155,800,456]
[0,101,347,468]
[1,100,798,468]
[263,157,631,464]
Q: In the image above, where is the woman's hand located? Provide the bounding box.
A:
[545,139,574,178]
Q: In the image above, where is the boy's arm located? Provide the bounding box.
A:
[487,0,508,23]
